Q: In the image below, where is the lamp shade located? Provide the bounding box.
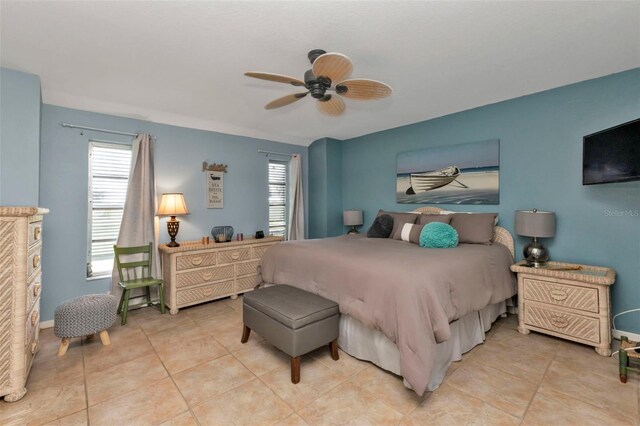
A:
[157,193,190,216]
[343,210,363,226]
[515,209,555,238]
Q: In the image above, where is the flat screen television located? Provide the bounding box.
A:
[583,118,640,185]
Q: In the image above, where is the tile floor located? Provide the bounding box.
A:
[1,296,638,425]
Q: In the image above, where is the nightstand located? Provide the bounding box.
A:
[510,261,615,356]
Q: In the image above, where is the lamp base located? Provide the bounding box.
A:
[167,217,181,247]
[523,237,549,267]
[347,226,360,235]
[166,241,180,248]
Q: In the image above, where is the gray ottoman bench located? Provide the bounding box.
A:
[241,285,340,383]
[54,294,118,356]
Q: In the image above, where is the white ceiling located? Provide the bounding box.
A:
[1,1,639,146]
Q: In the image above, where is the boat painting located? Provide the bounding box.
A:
[407,165,464,194]
[397,139,500,205]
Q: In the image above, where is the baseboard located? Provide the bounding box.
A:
[612,329,640,342]
[40,320,54,329]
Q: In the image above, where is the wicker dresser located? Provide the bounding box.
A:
[511,261,615,356]
[159,236,283,314]
[0,206,48,402]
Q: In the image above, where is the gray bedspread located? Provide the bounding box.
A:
[260,235,516,395]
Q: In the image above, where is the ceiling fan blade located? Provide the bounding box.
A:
[317,95,345,116]
[312,53,353,85]
[336,79,392,100]
[265,92,308,110]
[245,72,305,87]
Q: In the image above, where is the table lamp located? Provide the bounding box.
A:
[343,210,363,235]
[515,209,556,267]
[157,193,190,247]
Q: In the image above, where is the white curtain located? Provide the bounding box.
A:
[287,154,305,240]
[111,133,160,299]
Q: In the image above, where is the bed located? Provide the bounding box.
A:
[259,206,517,396]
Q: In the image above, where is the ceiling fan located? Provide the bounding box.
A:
[244,49,392,116]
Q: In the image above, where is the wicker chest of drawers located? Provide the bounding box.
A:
[511,261,615,356]
[159,236,283,314]
[0,206,48,402]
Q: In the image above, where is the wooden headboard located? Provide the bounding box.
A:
[411,206,514,257]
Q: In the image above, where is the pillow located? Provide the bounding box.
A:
[440,210,499,225]
[367,214,394,238]
[418,214,452,226]
[376,210,419,240]
[449,213,498,244]
[399,223,424,244]
[419,222,459,248]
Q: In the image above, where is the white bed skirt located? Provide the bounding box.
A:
[338,301,506,393]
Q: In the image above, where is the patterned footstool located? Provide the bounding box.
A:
[54,294,117,356]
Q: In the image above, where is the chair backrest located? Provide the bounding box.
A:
[113,242,154,283]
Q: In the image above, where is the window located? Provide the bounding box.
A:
[87,142,132,278]
[268,160,288,237]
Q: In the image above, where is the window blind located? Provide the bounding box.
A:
[268,160,288,237]
[87,142,132,278]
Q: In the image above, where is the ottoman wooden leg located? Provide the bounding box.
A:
[99,330,111,346]
[58,338,70,356]
[86,333,95,341]
[291,356,301,384]
[329,339,339,361]
[241,325,251,343]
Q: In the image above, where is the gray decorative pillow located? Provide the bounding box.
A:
[399,223,425,244]
[376,210,419,239]
[418,214,452,226]
[450,213,498,244]
[367,214,394,238]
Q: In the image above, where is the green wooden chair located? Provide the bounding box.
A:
[113,243,166,325]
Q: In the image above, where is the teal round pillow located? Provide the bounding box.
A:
[419,222,459,248]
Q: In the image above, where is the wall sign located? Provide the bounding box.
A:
[202,162,228,209]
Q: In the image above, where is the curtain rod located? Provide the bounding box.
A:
[61,123,156,139]
[257,149,295,157]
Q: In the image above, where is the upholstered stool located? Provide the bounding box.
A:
[241,285,340,383]
[54,294,118,356]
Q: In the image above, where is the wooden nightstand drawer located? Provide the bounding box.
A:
[252,244,275,259]
[176,252,217,271]
[525,303,600,344]
[27,243,42,279]
[237,260,261,277]
[236,275,258,292]
[218,248,250,264]
[176,265,234,288]
[523,277,599,313]
[28,221,43,248]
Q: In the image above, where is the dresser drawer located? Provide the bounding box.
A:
[27,243,42,279]
[176,264,234,288]
[25,301,40,346]
[176,252,217,271]
[252,244,275,260]
[237,260,261,277]
[25,329,39,377]
[525,303,600,344]
[218,248,250,264]
[523,277,599,313]
[177,280,235,306]
[28,221,43,248]
[236,275,258,293]
[26,273,42,312]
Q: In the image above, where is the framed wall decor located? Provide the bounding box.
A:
[206,171,224,208]
[396,139,500,205]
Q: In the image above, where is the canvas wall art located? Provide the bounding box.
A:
[396,139,500,205]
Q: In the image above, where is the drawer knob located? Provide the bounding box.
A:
[231,252,240,260]
[191,257,203,266]
[202,272,213,281]
[31,310,39,326]
[32,255,41,269]
[550,289,568,302]
[31,342,38,355]
[34,227,41,240]
[550,314,569,328]
[33,284,41,297]
[203,288,214,296]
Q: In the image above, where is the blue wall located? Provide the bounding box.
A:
[338,68,640,333]
[0,68,41,205]
[39,105,308,321]
[308,138,343,238]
